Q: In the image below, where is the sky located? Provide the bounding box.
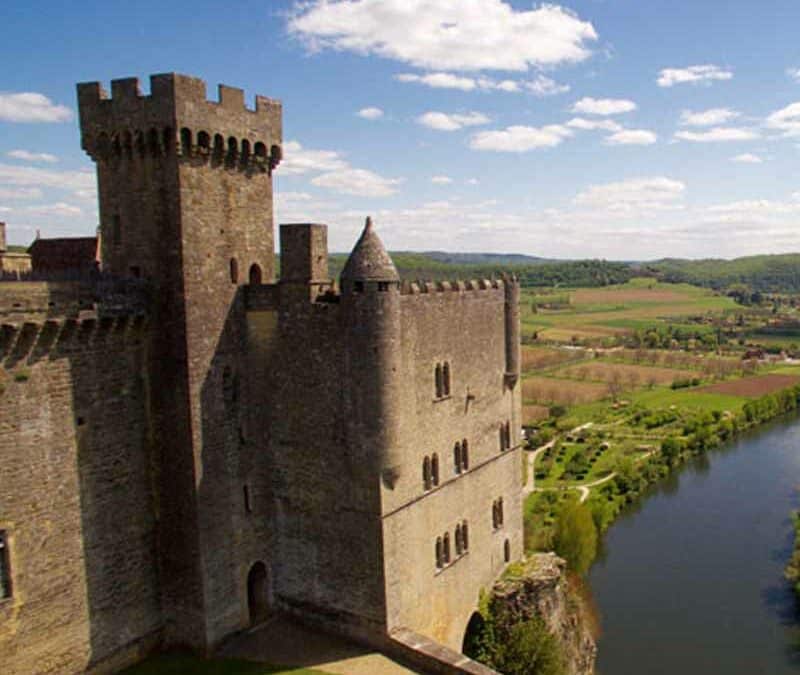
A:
[1,0,800,260]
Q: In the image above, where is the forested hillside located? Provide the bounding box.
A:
[650,254,800,293]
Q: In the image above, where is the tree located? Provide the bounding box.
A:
[553,502,597,576]
[494,618,565,675]
[660,437,682,464]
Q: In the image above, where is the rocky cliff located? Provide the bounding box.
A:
[490,553,596,675]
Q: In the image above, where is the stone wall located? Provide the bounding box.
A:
[0,315,162,675]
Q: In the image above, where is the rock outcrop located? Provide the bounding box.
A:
[490,553,596,675]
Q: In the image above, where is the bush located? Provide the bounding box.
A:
[553,502,597,575]
[494,617,565,675]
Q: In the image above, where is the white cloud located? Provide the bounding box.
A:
[279,140,349,175]
[657,64,733,87]
[416,111,490,131]
[566,117,622,132]
[466,178,479,185]
[574,177,685,213]
[469,124,572,152]
[396,72,478,91]
[289,0,598,72]
[679,108,739,127]
[570,97,636,115]
[0,163,94,192]
[0,186,43,200]
[525,75,570,97]
[431,175,453,185]
[6,149,58,163]
[787,67,800,82]
[23,202,82,217]
[356,106,383,120]
[311,168,402,197]
[604,129,657,146]
[0,92,72,123]
[674,127,759,142]
[731,153,763,164]
[765,102,800,136]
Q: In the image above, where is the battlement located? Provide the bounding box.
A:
[400,278,510,295]
[77,73,282,171]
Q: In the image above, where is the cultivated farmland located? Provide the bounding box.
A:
[697,373,800,398]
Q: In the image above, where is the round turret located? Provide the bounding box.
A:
[341,217,399,288]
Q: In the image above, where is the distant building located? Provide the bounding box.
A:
[0,73,522,675]
[0,222,31,277]
[28,235,99,276]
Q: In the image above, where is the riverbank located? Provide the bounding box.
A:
[523,376,800,561]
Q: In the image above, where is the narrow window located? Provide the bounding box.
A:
[462,439,469,470]
[436,537,443,569]
[454,442,462,474]
[249,263,262,285]
[455,524,463,556]
[462,521,469,551]
[230,258,239,284]
[499,424,506,452]
[213,134,225,159]
[163,127,174,153]
[443,533,451,564]
[197,131,210,151]
[111,134,122,158]
[353,281,364,293]
[431,453,439,486]
[443,362,451,396]
[377,281,389,292]
[492,501,498,529]
[254,142,267,159]
[241,139,251,163]
[505,422,512,450]
[180,127,192,156]
[148,128,160,156]
[244,485,252,513]
[504,539,511,563]
[0,531,10,599]
[498,498,504,526]
[423,456,432,490]
[227,136,238,162]
[435,364,443,398]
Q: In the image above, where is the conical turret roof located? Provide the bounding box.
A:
[341,217,399,282]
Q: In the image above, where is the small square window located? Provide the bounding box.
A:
[0,531,11,599]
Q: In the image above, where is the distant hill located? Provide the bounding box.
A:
[650,254,800,293]
[421,251,553,266]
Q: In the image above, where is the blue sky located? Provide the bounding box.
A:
[1,0,800,259]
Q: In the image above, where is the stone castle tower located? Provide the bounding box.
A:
[0,74,522,674]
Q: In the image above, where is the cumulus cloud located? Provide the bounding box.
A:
[731,153,763,164]
[574,177,685,212]
[431,175,453,184]
[6,149,58,163]
[0,186,43,200]
[525,75,570,97]
[679,108,739,127]
[279,140,349,175]
[604,129,657,146]
[674,127,759,142]
[311,168,402,197]
[787,67,800,82]
[570,97,636,115]
[566,117,622,132]
[416,111,490,131]
[356,106,383,120]
[396,72,478,91]
[657,64,733,87]
[0,92,72,123]
[469,124,572,152]
[0,163,94,193]
[289,0,598,71]
[765,102,800,136]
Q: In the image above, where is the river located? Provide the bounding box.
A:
[588,413,800,674]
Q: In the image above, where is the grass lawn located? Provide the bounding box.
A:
[121,654,333,675]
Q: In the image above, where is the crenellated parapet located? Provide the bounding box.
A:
[0,313,148,368]
[400,277,508,295]
[77,73,282,173]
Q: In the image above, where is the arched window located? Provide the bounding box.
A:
[227,136,238,162]
[504,539,511,563]
[498,498,504,526]
[462,439,469,470]
[435,364,443,398]
[431,453,439,486]
[436,537,443,569]
[148,128,160,156]
[462,521,469,551]
[241,139,251,163]
[213,134,225,159]
[443,362,451,396]
[455,524,463,556]
[230,258,239,284]
[163,127,174,154]
[198,130,210,150]
[454,441,462,474]
[443,533,451,564]
[180,127,192,156]
[111,134,121,158]
[254,141,267,159]
[249,263,262,285]
[423,456,432,490]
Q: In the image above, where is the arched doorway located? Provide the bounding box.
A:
[247,561,268,626]
[249,263,262,285]
[462,611,487,658]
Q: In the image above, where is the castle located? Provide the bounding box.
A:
[0,74,522,674]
